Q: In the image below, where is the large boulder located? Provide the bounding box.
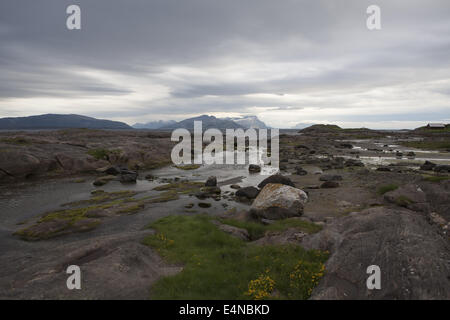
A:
[250,183,308,220]
[257,174,295,189]
[302,207,450,299]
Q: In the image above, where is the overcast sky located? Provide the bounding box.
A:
[0,0,449,128]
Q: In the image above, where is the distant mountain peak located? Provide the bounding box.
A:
[132,120,176,129]
[225,115,269,129]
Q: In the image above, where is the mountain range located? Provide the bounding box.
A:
[0,114,132,130]
[133,115,269,130]
[0,114,269,130]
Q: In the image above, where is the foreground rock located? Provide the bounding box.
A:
[301,207,450,299]
[250,183,308,220]
[0,231,181,299]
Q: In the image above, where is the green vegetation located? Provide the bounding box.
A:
[145,160,172,170]
[1,137,31,145]
[14,206,101,241]
[63,190,139,206]
[219,217,322,240]
[395,195,414,207]
[145,191,180,203]
[15,190,147,241]
[377,184,399,195]
[143,215,328,300]
[153,181,204,194]
[86,148,122,160]
[145,181,207,204]
[174,164,201,170]
[87,148,110,160]
[117,202,145,214]
[401,140,450,151]
[423,175,450,183]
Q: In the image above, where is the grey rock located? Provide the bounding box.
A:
[320,181,340,188]
[319,174,343,182]
[250,183,308,220]
[248,164,261,173]
[303,207,450,300]
[205,176,217,187]
[235,186,260,199]
[420,161,437,171]
[257,174,295,189]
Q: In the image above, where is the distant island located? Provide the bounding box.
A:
[0,114,132,130]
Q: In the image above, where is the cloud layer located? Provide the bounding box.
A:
[0,0,449,128]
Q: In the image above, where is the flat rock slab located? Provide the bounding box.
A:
[0,230,181,299]
[301,207,450,300]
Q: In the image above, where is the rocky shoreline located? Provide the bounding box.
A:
[0,126,449,299]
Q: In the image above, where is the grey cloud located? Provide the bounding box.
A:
[0,0,449,127]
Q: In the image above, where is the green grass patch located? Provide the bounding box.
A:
[423,175,450,183]
[174,164,201,170]
[143,215,328,300]
[145,160,172,170]
[87,148,110,160]
[219,217,322,240]
[401,140,450,151]
[145,190,180,203]
[63,190,139,207]
[87,148,122,160]
[377,184,398,195]
[153,181,204,194]
[1,137,31,145]
[395,195,413,207]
